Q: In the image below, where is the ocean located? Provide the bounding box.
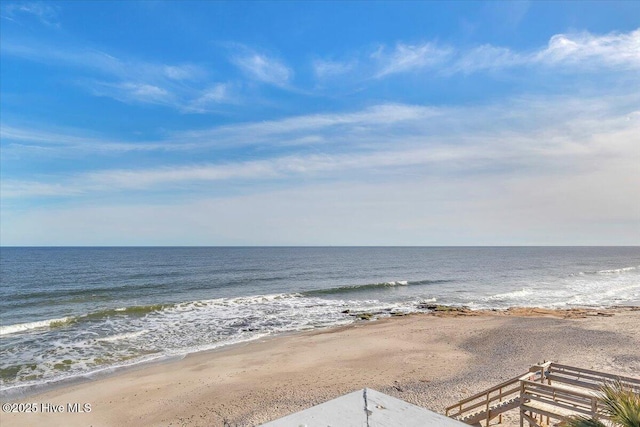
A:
[1,246,638,396]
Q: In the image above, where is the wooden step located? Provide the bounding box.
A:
[457,397,520,425]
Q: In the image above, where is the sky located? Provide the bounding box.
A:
[1,1,639,246]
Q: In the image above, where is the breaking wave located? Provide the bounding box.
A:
[574,266,639,276]
[302,279,451,296]
[0,317,76,336]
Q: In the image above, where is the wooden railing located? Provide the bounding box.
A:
[445,370,542,425]
[446,362,640,427]
[519,379,601,426]
[546,363,640,392]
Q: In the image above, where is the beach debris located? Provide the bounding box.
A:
[392,381,405,392]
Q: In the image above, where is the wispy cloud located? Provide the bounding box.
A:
[1,181,84,198]
[3,93,638,199]
[184,83,237,112]
[2,1,60,27]
[4,91,638,160]
[0,145,500,197]
[89,81,172,105]
[313,58,356,79]
[162,64,203,81]
[173,103,441,149]
[448,45,520,74]
[313,28,640,82]
[0,39,236,112]
[3,92,638,245]
[450,29,640,74]
[1,103,435,155]
[0,124,176,153]
[3,27,637,111]
[230,46,292,87]
[372,42,453,78]
[534,29,640,69]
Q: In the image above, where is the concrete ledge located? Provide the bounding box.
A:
[260,388,467,426]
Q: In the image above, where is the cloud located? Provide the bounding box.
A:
[313,59,356,79]
[1,125,87,146]
[185,83,235,112]
[4,93,638,199]
[0,39,234,112]
[0,124,179,153]
[4,92,638,160]
[163,64,203,81]
[534,29,640,69]
[230,47,292,86]
[174,103,441,149]
[0,103,438,158]
[4,27,638,112]
[449,45,520,74]
[3,159,639,245]
[312,28,640,83]
[2,1,60,27]
[449,29,640,74]
[372,42,453,77]
[1,149,449,196]
[89,81,172,105]
[3,92,638,245]
[1,181,83,198]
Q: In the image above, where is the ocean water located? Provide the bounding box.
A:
[1,246,639,396]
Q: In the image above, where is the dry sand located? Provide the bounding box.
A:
[2,307,639,427]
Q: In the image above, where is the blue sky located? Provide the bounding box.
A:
[1,1,639,245]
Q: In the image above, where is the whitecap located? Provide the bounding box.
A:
[0,317,74,336]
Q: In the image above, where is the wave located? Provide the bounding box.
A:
[0,294,307,337]
[1,285,444,338]
[0,303,170,337]
[574,266,638,276]
[0,317,76,336]
[83,304,169,319]
[302,279,451,296]
[486,288,533,301]
[95,330,149,342]
[3,281,169,303]
[597,266,638,274]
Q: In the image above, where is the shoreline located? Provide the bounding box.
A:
[3,305,636,400]
[2,306,639,426]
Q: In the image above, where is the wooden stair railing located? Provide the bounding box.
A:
[445,370,542,426]
[446,362,639,427]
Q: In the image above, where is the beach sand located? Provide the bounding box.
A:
[3,307,639,426]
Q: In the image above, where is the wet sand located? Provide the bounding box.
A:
[2,307,639,426]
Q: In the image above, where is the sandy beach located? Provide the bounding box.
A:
[2,307,639,427]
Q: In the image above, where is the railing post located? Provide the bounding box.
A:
[519,380,525,427]
[499,385,503,425]
[486,390,490,426]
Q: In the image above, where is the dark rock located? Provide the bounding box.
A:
[356,313,373,320]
